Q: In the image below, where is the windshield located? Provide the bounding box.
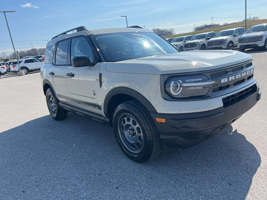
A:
[191,34,206,40]
[172,37,184,42]
[216,30,234,37]
[92,32,177,62]
[247,25,267,33]
[184,36,192,41]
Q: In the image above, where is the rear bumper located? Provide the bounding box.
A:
[151,87,261,141]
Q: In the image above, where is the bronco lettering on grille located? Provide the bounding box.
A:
[221,69,253,84]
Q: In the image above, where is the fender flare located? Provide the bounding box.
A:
[103,87,157,116]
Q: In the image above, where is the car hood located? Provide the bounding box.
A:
[209,36,230,41]
[186,39,203,44]
[105,51,252,75]
[171,41,183,45]
[240,32,265,38]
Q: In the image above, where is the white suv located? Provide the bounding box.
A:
[41,26,260,162]
[238,23,267,51]
[0,63,7,76]
[171,35,192,51]
[207,27,245,49]
[10,58,43,74]
[184,31,216,51]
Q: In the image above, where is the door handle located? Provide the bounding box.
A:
[49,72,55,76]
[66,72,75,78]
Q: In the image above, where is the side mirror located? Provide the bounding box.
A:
[72,56,91,67]
[206,37,211,40]
[234,34,238,37]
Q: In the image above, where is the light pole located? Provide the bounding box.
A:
[121,16,128,27]
[245,0,247,31]
[0,10,21,72]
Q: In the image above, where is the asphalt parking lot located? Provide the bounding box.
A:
[0,50,266,200]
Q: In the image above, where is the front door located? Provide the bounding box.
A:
[65,36,101,113]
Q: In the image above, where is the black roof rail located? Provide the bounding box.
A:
[52,26,87,39]
[128,25,143,29]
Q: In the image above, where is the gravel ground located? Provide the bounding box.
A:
[0,50,266,200]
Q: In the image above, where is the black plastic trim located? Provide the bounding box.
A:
[59,102,110,125]
[103,87,157,116]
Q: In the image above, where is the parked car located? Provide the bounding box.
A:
[35,55,45,61]
[171,35,192,51]
[41,26,260,162]
[166,38,174,43]
[184,31,216,51]
[0,64,7,76]
[207,27,245,49]
[10,58,43,74]
[238,23,267,51]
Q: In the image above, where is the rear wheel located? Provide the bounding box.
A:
[113,100,161,163]
[179,46,184,52]
[21,67,29,75]
[46,88,68,120]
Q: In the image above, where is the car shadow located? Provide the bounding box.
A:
[0,114,261,200]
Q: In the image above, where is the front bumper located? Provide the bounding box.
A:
[151,86,261,141]
[207,44,228,49]
[238,41,265,49]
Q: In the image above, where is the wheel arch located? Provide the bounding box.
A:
[43,79,56,96]
[104,87,157,123]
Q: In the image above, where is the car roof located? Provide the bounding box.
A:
[219,27,244,32]
[251,23,267,27]
[195,31,215,36]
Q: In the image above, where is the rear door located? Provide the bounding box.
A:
[48,39,71,101]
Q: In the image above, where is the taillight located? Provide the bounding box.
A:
[12,65,16,68]
[1,66,5,69]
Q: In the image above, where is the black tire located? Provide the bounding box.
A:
[179,46,184,52]
[262,39,267,51]
[239,47,245,52]
[227,42,234,50]
[45,88,68,120]
[200,44,206,50]
[113,100,161,163]
[21,67,29,75]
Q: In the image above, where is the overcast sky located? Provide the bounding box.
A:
[1,0,267,54]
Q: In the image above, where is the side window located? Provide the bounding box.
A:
[71,37,94,64]
[25,59,34,63]
[239,28,245,35]
[55,39,70,65]
[234,30,239,36]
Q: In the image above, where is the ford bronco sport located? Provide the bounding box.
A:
[41,26,261,162]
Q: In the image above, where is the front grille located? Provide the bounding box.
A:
[210,61,253,93]
[222,84,257,107]
[184,43,197,48]
[208,40,225,46]
[239,37,259,43]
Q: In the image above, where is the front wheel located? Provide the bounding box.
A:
[200,44,206,50]
[179,46,184,52]
[46,88,68,120]
[113,100,161,163]
[262,39,267,51]
[227,42,234,50]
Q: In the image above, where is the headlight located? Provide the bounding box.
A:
[258,36,263,41]
[165,75,214,98]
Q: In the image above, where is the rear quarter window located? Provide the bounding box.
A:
[44,44,54,64]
